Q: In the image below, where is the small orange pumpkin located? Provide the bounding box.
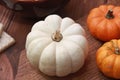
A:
[96,39,120,79]
[87,5,120,41]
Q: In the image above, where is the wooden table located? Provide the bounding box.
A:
[0,0,120,80]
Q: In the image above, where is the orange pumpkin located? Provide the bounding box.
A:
[96,39,120,79]
[87,5,120,41]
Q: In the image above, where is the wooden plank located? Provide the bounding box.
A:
[0,5,14,80]
[15,0,120,79]
[0,5,14,30]
[0,53,13,80]
[4,12,36,78]
[57,0,105,20]
[0,0,120,80]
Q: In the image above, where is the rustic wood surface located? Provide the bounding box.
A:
[0,0,120,80]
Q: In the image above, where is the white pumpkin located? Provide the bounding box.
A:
[26,15,88,77]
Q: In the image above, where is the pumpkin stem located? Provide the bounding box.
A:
[52,30,63,42]
[106,9,114,19]
[115,47,120,55]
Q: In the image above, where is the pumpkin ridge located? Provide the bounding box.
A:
[62,23,85,36]
[37,30,51,36]
[90,8,103,17]
[110,40,116,48]
[98,5,108,13]
[87,17,103,29]
[27,37,52,49]
[39,41,55,57]
[32,21,53,35]
[100,54,115,77]
[45,15,62,33]
[115,40,119,54]
[98,8,106,15]
[98,50,113,69]
[26,31,50,48]
[63,37,82,49]
[107,47,114,53]
[55,42,57,76]
[113,7,120,18]
[103,20,109,41]
[111,55,117,78]
[33,29,52,36]
[103,45,113,53]
[64,35,87,58]
[60,17,75,33]
[114,19,120,30]
[103,40,119,54]
[110,40,120,55]
[55,42,72,76]
[27,38,52,51]
[95,19,107,40]
[63,34,84,38]
[27,38,52,68]
[87,18,102,37]
[62,39,85,73]
[61,43,72,73]
[39,42,56,76]
[113,56,120,78]
[113,20,120,37]
[31,30,49,36]
[89,16,104,20]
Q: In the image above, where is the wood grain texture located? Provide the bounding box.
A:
[0,5,14,80]
[57,0,105,20]
[5,13,34,78]
[0,54,13,80]
[0,5,13,30]
[0,0,120,80]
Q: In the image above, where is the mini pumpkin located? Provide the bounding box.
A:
[96,39,120,79]
[87,5,120,41]
[25,15,88,77]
